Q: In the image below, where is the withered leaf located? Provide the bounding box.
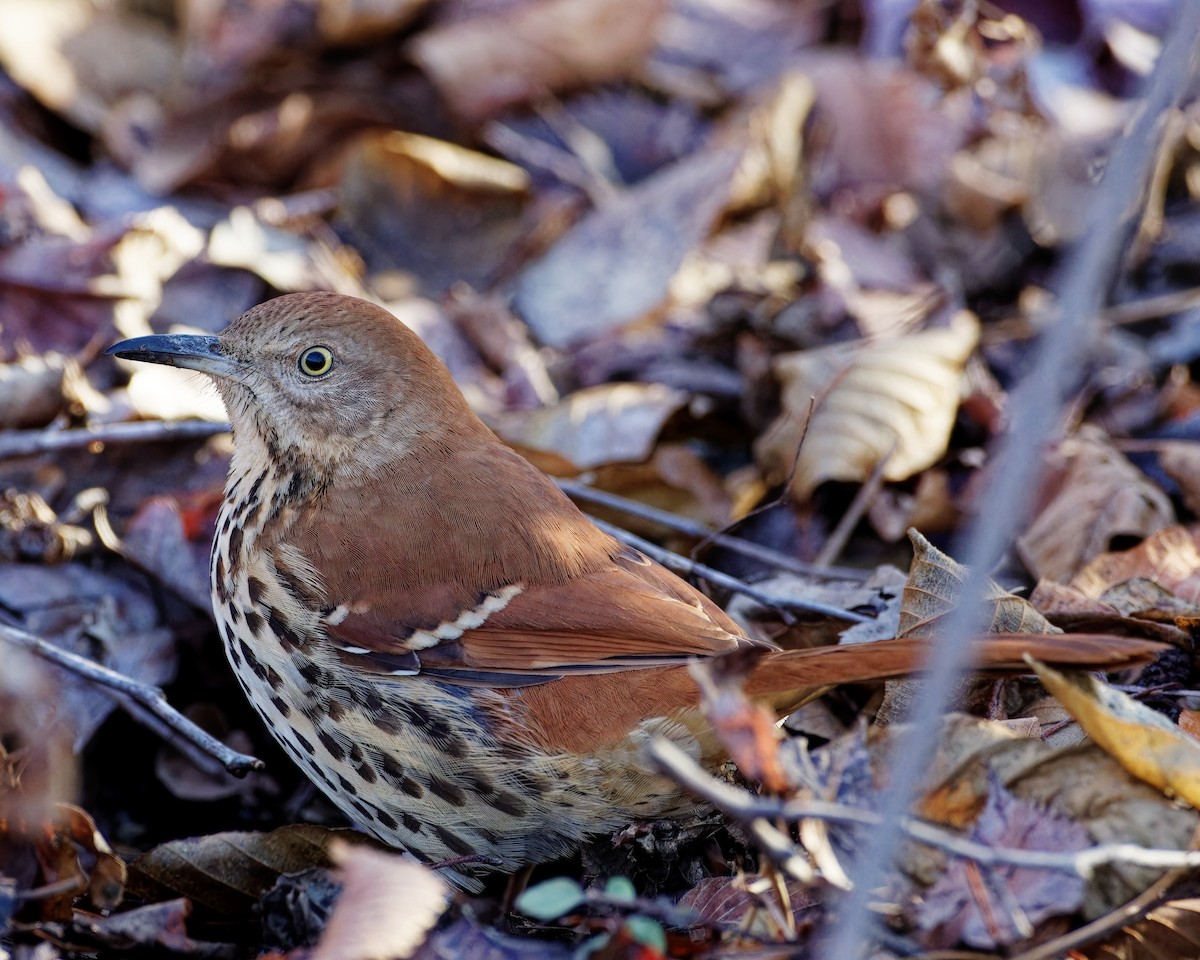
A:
[756,312,979,501]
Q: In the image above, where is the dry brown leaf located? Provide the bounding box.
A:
[128,825,353,919]
[515,146,742,347]
[1016,427,1175,583]
[1090,898,1200,960]
[1029,658,1200,807]
[491,383,688,471]
[899,529,1060,638]
[410,0,667,122]
[0,0,173,135]
[1070,526,1200,603]
[338,132,530,296]
[755,312,979,501]
[311,840,449,960]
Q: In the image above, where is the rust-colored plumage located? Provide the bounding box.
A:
[108,293,1163,889]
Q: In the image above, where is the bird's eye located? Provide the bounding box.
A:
[298,346,334,377]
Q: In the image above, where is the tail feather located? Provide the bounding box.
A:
[745,632,1166,697]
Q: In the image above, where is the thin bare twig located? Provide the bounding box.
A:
[0,419,228,459]
[0,622,261,775]
[557,478,866,581]
[812,446,893,568]
[587,516,871,623]
[827,14,1200,955]
[647,737,1200,878]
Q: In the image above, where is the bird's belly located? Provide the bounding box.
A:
[215,610,626,887]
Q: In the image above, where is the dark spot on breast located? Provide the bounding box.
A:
[476,827,501,846]
[400,776,424,799]
[432,824,473,857]
[227,525,243,558]
[298,660,324,685]
[337,773,355,794]
[392,701,428,728]
[428,777,467,807]
[375,809,398,831]
[490,790,528,817]
[357,688,383,713]
[248,576,267,605]
[239,639,267,679]
[379,755,405,783]
[400,812,423,835]
[214,556,229,602]
[270,695,292,718]
[439,735,468,759]
[268,607,305,650]
[227,639,243,667]
[350,797,376,821]
[292,731,316,756]
[356,762,377,785]
[348,742,363,763]
[246,472,265,505]
[371,713,401,736]
[511,771,550,796]
[325,699,345,721]
[265,665,283,690]
[317,729,344,760]
[245,609,265,637]
[464,774,494,796]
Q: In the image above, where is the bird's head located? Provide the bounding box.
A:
[107,292,480,478]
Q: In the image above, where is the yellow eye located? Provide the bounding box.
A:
[298,346,333,377]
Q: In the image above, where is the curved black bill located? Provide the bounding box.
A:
[105,334,233,377]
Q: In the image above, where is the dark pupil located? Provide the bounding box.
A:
[303,350,326,372]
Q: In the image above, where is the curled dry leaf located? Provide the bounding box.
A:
[311,839,449,960]
[755,311,980,501]
[410,0,668,122]
[516,146,743,348]
[899,529,1060,638]
[1029,658,1200,808]
[491,383,689,471]
[1070,525,1200,604]
[1016,426,1175,583]
[128,824,345,919]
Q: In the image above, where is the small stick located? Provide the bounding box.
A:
[558,478,867,581]
[0,622,261,775]
[0,420,228,459]
[646,737,1200,878]
[812,447,893,568]
[587,516,871,624]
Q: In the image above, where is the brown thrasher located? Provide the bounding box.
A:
[108,293,1161,889]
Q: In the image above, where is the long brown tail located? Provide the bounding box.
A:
[745,632,1167,697]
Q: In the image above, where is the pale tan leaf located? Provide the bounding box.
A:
[311,840,449,960]
[491,383,688,470]
[1016,427,1175,583]
[1071,526,1200,603]
[756,312,979,501]
[1158,442,1200,516]
[899,529,1061,638]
